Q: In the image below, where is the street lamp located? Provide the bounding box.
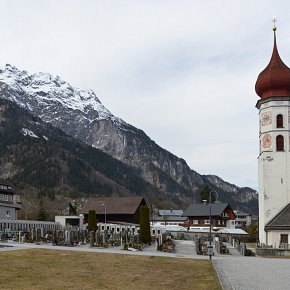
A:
[208,190,218,261]
[102,203,107,244]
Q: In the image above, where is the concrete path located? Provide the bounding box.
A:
[0,240,208,260]
[223,243,241,256]
[174,239,196,256]
[213,255,290,290]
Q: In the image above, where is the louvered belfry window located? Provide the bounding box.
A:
[276,135,284,151]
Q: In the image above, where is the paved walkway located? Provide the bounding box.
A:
[213,255,290,290]
[0,240,208,259]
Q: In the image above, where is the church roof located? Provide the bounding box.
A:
[265,203,290,231]
[255,28,290,99]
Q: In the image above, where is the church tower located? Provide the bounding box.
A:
[255,24,290,246]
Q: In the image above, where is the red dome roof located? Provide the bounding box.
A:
[255,31,290,99]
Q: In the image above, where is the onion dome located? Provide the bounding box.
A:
[255,28,290,99]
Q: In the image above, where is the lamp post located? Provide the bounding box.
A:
[102,203,107,244]
[208,190,218,261]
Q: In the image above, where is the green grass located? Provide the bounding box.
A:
[0,249,221,290]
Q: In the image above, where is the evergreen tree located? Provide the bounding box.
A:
[37,207,47,221]
[88,210,97,233]
[199,185,216,203]
[139,205,151,244]
[37,200,47,221]
[68,202,77,215]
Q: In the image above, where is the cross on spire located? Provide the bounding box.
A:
[272,16,277,31]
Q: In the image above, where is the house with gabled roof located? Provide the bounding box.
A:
[151,209,186,227]
[182,202,236,229]
[159,209,183,217]
[0,184,21,220]
[79,196,147,224]
[265,203,290,246]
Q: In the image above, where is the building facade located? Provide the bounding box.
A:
[79,196,148,225]
[234,210,251,228]
[255,26,290,246]
[182,202,236,229]
[0,184,21,220]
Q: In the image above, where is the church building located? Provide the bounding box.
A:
[255,24,290,247]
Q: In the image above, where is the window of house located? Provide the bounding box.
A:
[276,135,284,151]
[6,211,10,217]
[152,230,156,234]
[280,234,288,244]
[277,114,283,128]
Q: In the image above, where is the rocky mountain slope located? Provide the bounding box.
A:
[0,64,258,214]
[0,98,173,218]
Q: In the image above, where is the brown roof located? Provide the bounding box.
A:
[255,30,290,99]
[265,202,290,231]
[79,196,146,215]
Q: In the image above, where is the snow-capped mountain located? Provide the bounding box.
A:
[0,64,127,140]
[0,64,258,213]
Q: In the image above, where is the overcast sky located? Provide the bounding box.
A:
[1,1,290,189]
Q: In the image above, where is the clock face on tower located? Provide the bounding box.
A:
[262,134,272,149]
[261,111,272,126]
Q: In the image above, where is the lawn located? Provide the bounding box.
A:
[0,249,221,290]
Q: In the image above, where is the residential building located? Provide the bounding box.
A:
[0,184,21,220]
[182,202,236,229]
[79,196,147,224]
[158,209,183,217]
[151,209,186,227]
[234,210,251,228]
[151,215,187,227]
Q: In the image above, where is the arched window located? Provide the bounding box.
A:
[277,114,283,128]
[276,135,284,151]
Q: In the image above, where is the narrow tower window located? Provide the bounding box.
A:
[277,114,283,128]
[276,135,284,151]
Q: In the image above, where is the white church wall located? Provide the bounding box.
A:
[258,99,290,245]
[267,231,290,248]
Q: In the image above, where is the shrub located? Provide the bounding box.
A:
[88,210,97,233]
[245,249,255,256]
[139,205,151,244]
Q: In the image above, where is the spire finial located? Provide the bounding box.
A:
[272,15,277,31]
